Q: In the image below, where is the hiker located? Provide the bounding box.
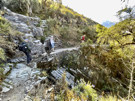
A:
[44,36,55,54]
[45,38,52,54]
[18,39,32,64]
[50,36,55,51]
[81,34,86,43]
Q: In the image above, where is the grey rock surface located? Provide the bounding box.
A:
[1,7,80,101]
[51,68,75,88]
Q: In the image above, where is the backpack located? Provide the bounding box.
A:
[45,39,51,53]
[19,42,30,53]
[46,39,51,48]
[81,36,85,40]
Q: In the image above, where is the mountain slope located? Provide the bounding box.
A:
[4,0,99,46]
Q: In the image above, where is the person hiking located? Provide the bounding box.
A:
[81,34,86,43]
[18,39,32,64]
[44,36,54,61]
[50,36,55,51]
[45,38,52,54]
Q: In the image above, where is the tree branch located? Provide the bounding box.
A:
[122,43,135,47]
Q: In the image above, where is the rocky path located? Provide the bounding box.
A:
[0,47,78,101]
[0,63,43,101]
[51,47,79,55]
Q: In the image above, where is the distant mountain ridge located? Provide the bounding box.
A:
[102,21,115,28]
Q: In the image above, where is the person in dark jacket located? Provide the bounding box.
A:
[18,41,32,64]
[45,38,52,54]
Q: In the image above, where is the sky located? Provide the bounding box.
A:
[62,0,135,24]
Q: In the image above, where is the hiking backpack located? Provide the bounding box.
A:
[19,42,30,53]
[81,36,85,40]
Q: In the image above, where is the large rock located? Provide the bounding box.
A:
[27,41,45,56]
[32,27,43,37]
[3,63,13,75]
[1,82,13,93]
[3,7,45,38]
[3,7,40,25]
[51,68,75,88]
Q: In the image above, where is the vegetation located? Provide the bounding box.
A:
[99,95,121,101]
[60,6,135,97]
[56,74,97,101]
[0,16,22,58]
[0,13,23,84]
[0,0,135,100]
[0,48,6,62]
[6,0,97,47]
[0,67,4,84]
[97,19,135,58]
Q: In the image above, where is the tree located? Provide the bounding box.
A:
[42,0,47,10]
[97,19,135,58]
[96,16,135,100]
[117,7,134,21]
[121,0,129,2]
[96,24,107,44]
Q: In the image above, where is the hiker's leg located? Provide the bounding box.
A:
[51,43,54,51]
[25,52,31,64]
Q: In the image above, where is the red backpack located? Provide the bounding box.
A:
[81,35,85,40]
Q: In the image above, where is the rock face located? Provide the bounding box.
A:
[3,7,46,57]
[3,63,13,75]
[51,68,75,88]
[0,47,78,101]
[1,63,48,101]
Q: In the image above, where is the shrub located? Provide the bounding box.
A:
[57,76,98,101]
[0,65,5,84]
[6,0,41,15]
[0,16,10,34]
[0,48,5,62]
[73,79,98,101]
[40,36,45,44]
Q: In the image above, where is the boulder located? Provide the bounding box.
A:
[3,63,13,75]
[32,27,43,37]
[51,68,75,88]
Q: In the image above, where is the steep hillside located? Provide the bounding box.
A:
[1,0,134,101]
[4,0,98,47]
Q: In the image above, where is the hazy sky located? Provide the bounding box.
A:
[62,0,135,24]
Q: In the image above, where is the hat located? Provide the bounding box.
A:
[24,39,29,42]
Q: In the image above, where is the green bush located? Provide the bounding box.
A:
[73,80,98,101]
[40,36,45,44]
[0,16,10,34]
[0,66,4,84]
[0,48,5,62]
[46,17,57,28]
[59,26,69,39]
[6,0,41,15]
[57,77,98,101]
